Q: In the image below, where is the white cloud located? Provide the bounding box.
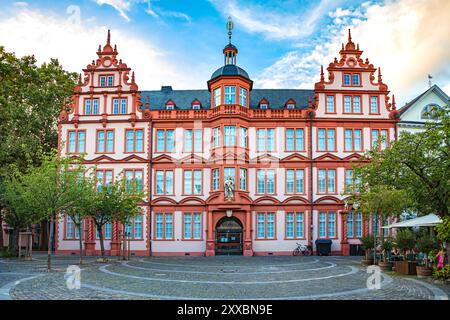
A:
[95,0,131,22]
[209,0,336,40]
[0,6,196,90]
[254,0,450,105]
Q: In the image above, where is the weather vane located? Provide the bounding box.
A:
[226,16,233,44]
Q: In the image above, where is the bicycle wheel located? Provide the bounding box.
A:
[293,248,300,256]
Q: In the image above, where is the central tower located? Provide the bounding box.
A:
[207,17,253,107]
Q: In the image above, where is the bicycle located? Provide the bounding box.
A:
[293,243,312,256]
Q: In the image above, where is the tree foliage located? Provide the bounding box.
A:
[355,105,449,218]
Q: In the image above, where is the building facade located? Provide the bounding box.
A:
[56,28,399,257]
[398,84,449,135]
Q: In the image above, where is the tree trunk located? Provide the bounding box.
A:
[98,226,105,258]
[9,228,19,255]
[47,215,54,272]
[77,223,83,265]
[0,214,4,249]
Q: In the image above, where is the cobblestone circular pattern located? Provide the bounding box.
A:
[1,254,448,300]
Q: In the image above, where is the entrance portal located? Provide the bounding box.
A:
[215,216,243,255]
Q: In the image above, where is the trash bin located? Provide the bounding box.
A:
[315,239,332,256]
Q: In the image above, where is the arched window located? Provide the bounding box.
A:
[421,104,441,119]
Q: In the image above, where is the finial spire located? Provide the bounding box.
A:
[226,16,234,44]
[348,29,352,43]
[107,29,111,45]
[392,94,396,110]
[378,67,383,82]
[320,65,324,82]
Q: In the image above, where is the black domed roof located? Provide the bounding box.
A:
[223,43,238,52]
[210,64,250,81]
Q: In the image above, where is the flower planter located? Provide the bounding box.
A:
[361,258,374,266]
[378,261,393,271]
[416,266,433,278]
[394,261,417,275]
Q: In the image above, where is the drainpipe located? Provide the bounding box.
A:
[148,118,154,256]
[308,111,314,255]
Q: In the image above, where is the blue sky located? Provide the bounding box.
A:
[0,0,449,105]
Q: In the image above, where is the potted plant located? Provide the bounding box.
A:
[394,229,417,275]
[359,234,375,266]
[415,233,438,277]
[378,238,394,271]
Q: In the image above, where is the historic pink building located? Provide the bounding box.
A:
[55,27,399,257]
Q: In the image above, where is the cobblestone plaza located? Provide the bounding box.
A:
[0,254,448,300]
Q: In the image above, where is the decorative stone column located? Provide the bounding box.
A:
[84,219,96,256]
[363,217,370,236]
[110,221,121,256]
[243,211,253,256]
[340,210,350,256]
[205,211,215,256]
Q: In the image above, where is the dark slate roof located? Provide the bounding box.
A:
[139,87,314,110]
[210,64,250,81]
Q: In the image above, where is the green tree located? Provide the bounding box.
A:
[356,105,449,218]
[0,47,76,249]
[89,176,145,259]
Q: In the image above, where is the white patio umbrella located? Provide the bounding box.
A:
[382,213,442,229]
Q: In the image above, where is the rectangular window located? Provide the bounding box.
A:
[96,130,114,153]
[112,98,127,114]
[183,212,202,240]
[353,96,361,113]
[125,129,144,153]
[370,96,379,114]
[155,213,173,240]
[125,169,143,193]
[212,169,220,191]
[85,99,91,115]
[96,169,113,192]
[67,130,86,153]
[224,86,236,104]
[257,169,275,194]
[352,74,360,86]
[239,127,248,148]
[100,76,106,87]
[319,211,336,238]
[355,213,362,237]
[318,169,336,194]
[286,212,304,239]
[239,168,247,191]
[156,129,174,152]
[155,170,173,195]
[65,215,81,239]
[183,170,202,195]
[317,128,335,151]
[224,126,236,146]
[183,128,202,152]
[285,128,304,151]
[256,212,276,239]
[286,169,304,194]
[344,129,363,151]
[239,87,247,106]
[257,128,275,151]
[214,88,221,107]
[371,129,389,150]
[326,95,335,113]
[345,169,361,193]
[107,75,114,87]
[347,213,354,238]
[344,96,352,113]
[212,127,221,148]
[134,214,143,239]
[344,95,362,113]
[343,74,351,86]
[184,129,193,152]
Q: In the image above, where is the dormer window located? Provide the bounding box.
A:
[191,99,201,110]
[260,104,268,109]
[285,99,296,109]
[165,99,175,110]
